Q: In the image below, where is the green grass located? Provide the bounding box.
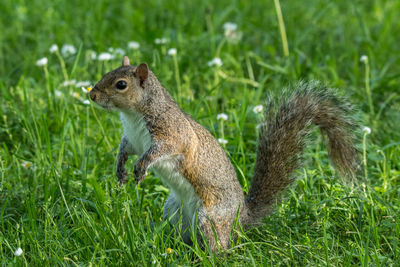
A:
[1,0,400,265]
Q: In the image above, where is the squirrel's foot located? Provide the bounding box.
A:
[116,167,128,185]
[134,163,148,183]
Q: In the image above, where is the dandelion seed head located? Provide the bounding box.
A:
[223,22,238,32]
[217,113,228,121]
[363,126,371,134]
[208,57,223,67]
[36,57,48,66]
[14,248,23,257]
[98,52,114,61]
[54,90,62,98]
[113,48,125,56]
[218,138,228,145]
[62,80,76,87]
[61,44,77,56]
[49,44,59,53]
[155,37,168,45]
[360,55,368,64]
[167,48,177,56]
[128,41,140,49]
[223,22,242,44]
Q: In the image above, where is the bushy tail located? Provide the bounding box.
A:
[244,81,359,225]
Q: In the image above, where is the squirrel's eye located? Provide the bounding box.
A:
[116,80,127,90]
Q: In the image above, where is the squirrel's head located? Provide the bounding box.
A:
[90,56,152,111]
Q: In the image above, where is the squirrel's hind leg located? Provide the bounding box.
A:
[163,193,193,245]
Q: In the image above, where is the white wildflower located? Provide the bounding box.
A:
[81,86,93,93]
[208,57,223,67]
[161,248,174,258]
[217,113,228,121]
[61,44,76,56]
[75,81,91,88]
[218,138,228,145]
[167,48,177,56]
[363,126,371,134]
[71,92,80,99]
[54,90,62,98]
[360,55,368,64]
[113,48,126,56]
[223,22,242,44]
[36,57,48,67]
[82,99,91,105]
[49,44,59,53]
[155,37,168,45]
[62,80,76,87]
[21,160,32,169]
[128,41,140,49]
[87,50,97,60]
[98,52,114,61]
[14,247,23,257]
[253,105,263,114]
[223,22,238,32]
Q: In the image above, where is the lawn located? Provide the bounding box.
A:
[1,0,399,265]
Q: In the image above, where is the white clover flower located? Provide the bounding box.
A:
[155,37,168,45]
[62,80,76,87]
[98,52,114,61]
[54,90,62,98]
[75,81,91,88]
[167,48,177,56]
[360,55,368,64]
[49,44,59,53]
[208,57,223,67]
[36,57,48,66]
[223,22,242,44]
[61,44,77,56]
[253,105,263,114]
[113,48,126,56]
[21,160,32,169]
[218,138,228,145]
[217,113,228,121]
[363,126,371,134]
[82,99,91,105]
[14,247,23,256]
[81,86,93,93]
[128,41,140,49]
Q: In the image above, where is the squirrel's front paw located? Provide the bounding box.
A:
[134,162,148,183]
[116,167,128,185]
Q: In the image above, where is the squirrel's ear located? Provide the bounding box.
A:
[136,63,149,87]
[122,56,130,66]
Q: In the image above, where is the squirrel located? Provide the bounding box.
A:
[89,56,359,251]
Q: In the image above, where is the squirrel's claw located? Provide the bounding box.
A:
[134,165,148,183]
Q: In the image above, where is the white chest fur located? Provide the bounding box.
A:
[120,112,200,219]
[120,112,152,155]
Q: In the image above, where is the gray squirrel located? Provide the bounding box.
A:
[89,56,359,251]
